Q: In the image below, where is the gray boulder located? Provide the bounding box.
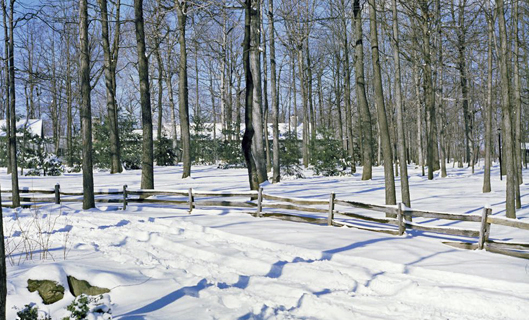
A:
[27,279,65,305]
[67,276,110,297]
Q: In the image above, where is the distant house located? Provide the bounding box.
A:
[0,119,43,138]
[137,121,318,142]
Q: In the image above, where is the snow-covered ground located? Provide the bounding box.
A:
[1,163,529,319]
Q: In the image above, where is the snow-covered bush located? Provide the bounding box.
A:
[15,128,63,176]
[64,294,112,320]
[42,155,63,176]
[15,303,51,320]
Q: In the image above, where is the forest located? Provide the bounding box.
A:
[0,0,527,219]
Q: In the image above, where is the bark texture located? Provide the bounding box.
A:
[176,1,191,179]
[80,0,95,209]
[496,0,516,219]
[134,0,154,189]
[353,0,373,180]
[369,0,396,205]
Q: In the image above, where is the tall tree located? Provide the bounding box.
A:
[419,0,439,180]
[512,0,523,194]
[268,0,280,183]
[4,0,19,207]
[249,0,267,184]
[80,0,95,209]
[175,1,191,178]
[391,0,410,207]
[340,0,354,171]
[134,0,154,189]
[242,0,267,190]
[353,0,373,180]
[99,0,123,174]
[453,0,473,169]
[483,0,493,193]
[1,0,10,176]
[496,0,516,218]
[65,21,75,168]
[369,0,396,205]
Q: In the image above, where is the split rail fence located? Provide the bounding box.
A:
[1,184,528,260]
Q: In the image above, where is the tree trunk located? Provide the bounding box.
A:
[420,1,438,180]
[342,0,354,171]
[134,0,154,189]
[65,23,74,168]
[268,0,280,183]
[242,0,259,190]
[496,0,516,219]
[513,0,523,207]
[176,2,191,179]
[261,6,271,172]
[391,0,410,208]
[99,0,122,174]
[155,47,163,146]
[353,0,373,180]
[413,55,425,176]
[455,1,472,168]
[249,0,267,183]
[2,0,10,176]
[166,72,178,151]
[306,37,316,150]
[483,0,493,193]
[80,0,95,209]
[437,0,447,178]
[369,0,396,205]
[298,47,309,168]
[7,0,18,207]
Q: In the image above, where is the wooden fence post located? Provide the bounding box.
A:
[327,192,335,226]
[256,187,263,217]
[397,203,405,236]
[478,207,492,250]
[123,185,128,210]
[188,188,194,213]
[54,183,61,204]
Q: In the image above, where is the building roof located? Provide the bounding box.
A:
[0,119,43,138]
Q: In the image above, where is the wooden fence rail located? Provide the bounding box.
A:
[1,184,528,260]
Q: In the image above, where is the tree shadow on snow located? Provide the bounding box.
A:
[119,278,211,317]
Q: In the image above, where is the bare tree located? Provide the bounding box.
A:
[242,0,267,190]
[483,0,493,193]
[175,1,191,178]
[419,0,439,180]
[99,0,122,174]
[268,0,280,183]
[496,0,516,218]
[353,0,373,180]
[3,0,19,207]
[391,0,410,207]
[134,0,154,189]
[368,0,396,205]
[512,0,523,193]
[80,0,94,209]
